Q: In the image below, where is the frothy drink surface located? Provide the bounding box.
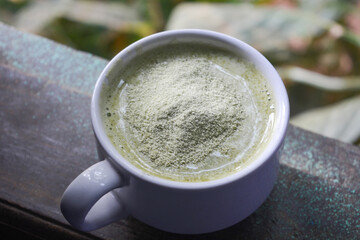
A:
[102,43,275,182]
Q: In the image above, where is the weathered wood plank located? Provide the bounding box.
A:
[0,22,107,94]
[0,200,99,240]
[0,22,359,239]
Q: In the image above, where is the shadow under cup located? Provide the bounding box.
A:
[70,29,289,234]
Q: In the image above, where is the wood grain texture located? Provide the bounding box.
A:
[0,23,359,239]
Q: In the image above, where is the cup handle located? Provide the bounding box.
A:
[60,160,128,231]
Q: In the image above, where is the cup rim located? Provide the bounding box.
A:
[91,29,289,190]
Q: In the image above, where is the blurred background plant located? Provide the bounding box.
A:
[1,0,360,145]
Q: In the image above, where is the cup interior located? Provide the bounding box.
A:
[91,29,289,189]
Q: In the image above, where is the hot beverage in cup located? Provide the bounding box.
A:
[61,30,289,234]
[101,43,275,182]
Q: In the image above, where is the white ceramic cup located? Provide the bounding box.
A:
[60,29,289,234]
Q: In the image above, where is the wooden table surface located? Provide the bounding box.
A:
[1,22,359,239]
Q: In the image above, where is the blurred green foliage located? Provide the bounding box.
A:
[42,18,143,59]
[0,0,28,13]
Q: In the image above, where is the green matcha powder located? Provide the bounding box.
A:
[102,44,274,182]
[125,57,245,168]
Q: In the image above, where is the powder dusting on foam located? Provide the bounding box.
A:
[102,44,275,182]
[126,57,245,168]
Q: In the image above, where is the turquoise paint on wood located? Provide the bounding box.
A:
[0,22,108,95]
